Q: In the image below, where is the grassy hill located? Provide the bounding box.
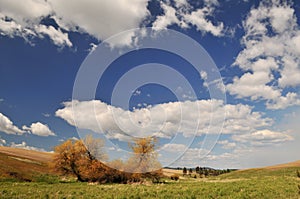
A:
[0,147,299,198]
[0,146,54,182]
[215,160,300,180]
[0,146,299,181]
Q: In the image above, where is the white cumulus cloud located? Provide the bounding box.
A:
[160,143,187,152]
[22,122,56,137]
[152,0,224,36]
[0,137,6,146]
[227,0,300,110]
[0,113,24,135]
[34,24,72,47]
[10,141,47,152]
[0,0,150,47]
[56,99,272,141]
[232,129,293,146]
[217,140,236,149]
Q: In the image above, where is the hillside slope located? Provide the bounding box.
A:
[217,160,300,180]
[0,146,54,181]
[0,146,299,182]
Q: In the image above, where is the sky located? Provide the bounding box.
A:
[0,0,300,169]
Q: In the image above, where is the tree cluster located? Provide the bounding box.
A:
[182,166,235,177]
[52,136,163,184]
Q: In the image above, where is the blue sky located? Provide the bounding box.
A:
[0,0,300,169]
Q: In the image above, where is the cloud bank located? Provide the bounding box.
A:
[0,0,226,47]
[56,99,277,143]
[227,0,300,109]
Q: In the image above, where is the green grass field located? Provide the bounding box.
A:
[0,147,299,199]
[0,173,299,199]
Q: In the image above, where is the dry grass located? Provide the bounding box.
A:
[264,160,300,170]
[0,146,53,163]
[0,147,55,181]
[162,168,183,177]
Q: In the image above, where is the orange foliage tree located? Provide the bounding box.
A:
[52,135,163,183]
[128,136,163,182]
[52,136,107,182]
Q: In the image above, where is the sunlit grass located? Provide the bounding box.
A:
[0,168,299,199]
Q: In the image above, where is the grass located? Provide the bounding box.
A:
[0,147,299,198]
[0,174,299,199]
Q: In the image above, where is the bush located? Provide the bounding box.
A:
[170,174,179,181]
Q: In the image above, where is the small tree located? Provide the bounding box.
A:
[83,135,107,161]
[204,169,209,177]
[183,167,187,176]
[196,166,200,174]
[128,136,163,182]
[189,168,193,175]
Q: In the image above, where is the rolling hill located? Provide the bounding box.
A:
[0,146,299,182]
[0,146,54,181]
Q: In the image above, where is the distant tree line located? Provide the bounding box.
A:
[51,135,163,184]
[181,166,236,177]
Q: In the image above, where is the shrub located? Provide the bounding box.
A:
[170,174,179,181]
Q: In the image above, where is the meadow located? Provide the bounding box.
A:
[0,166,299,199]
[0,146,299,198]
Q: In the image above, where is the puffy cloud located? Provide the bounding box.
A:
[0,137,6,146]
[0,0,226,47]
[0,0,71,47]
[0,113,24,135]
[217,140,236,149]
[160,143,187,152]
[227,0,300,109]
[152,0,224,36]
[10,141,47,152]
[0,112,55,137]
[183,7,224,37]
[0,0,150,47]
[152,2,183,31]
[22,122,56,137]
[174,0,189,9]
[56,99,272,141]
[169,147,221,167]
[34,24,72,47]
[0,0,56,42]
[232,129,293,146]
[0,0,51,23]
[49,0,149,42]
